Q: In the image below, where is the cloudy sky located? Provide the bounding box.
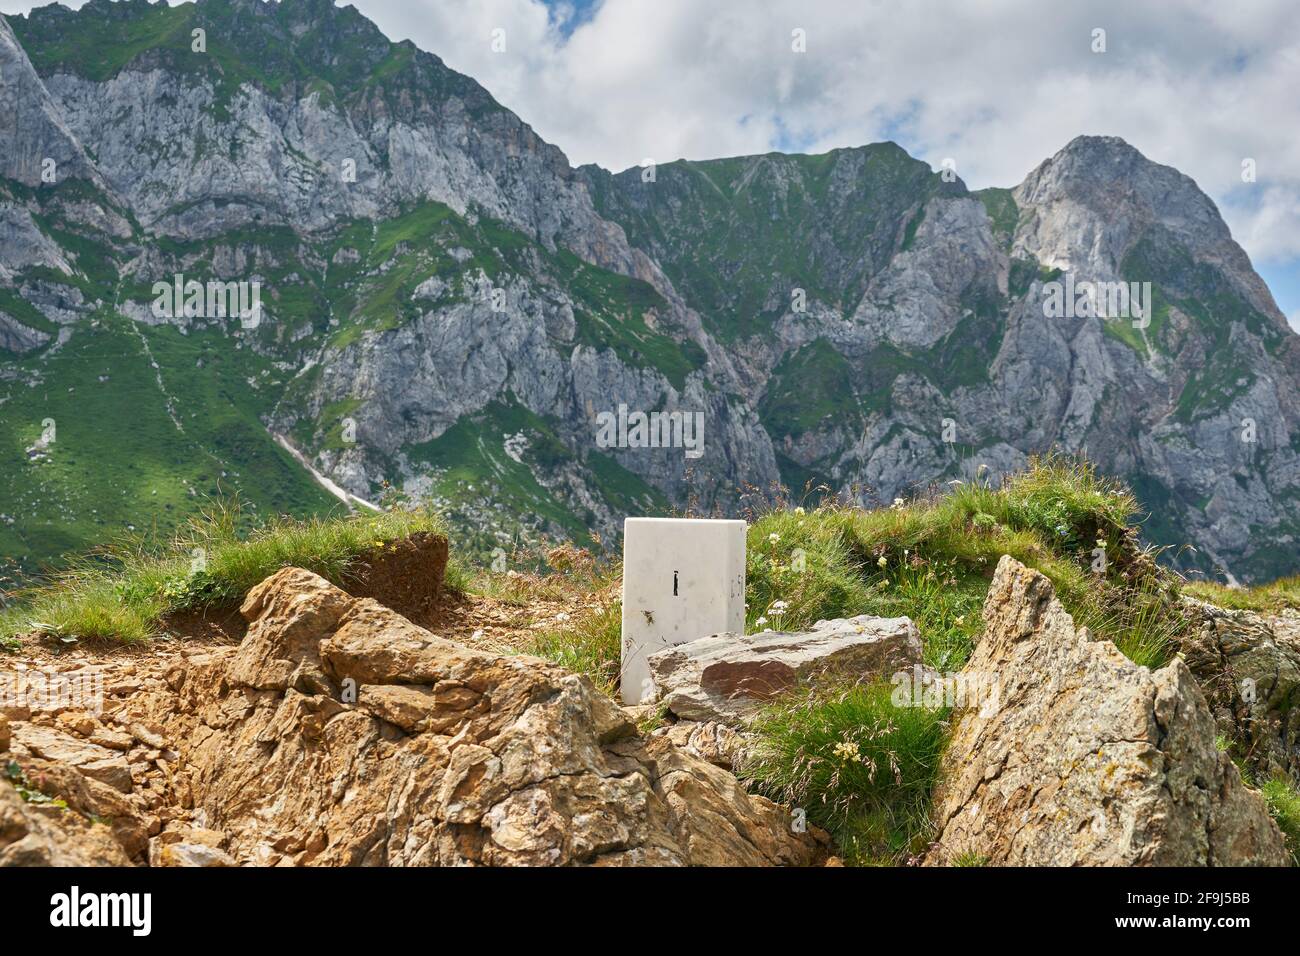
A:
[5,0,1300,326]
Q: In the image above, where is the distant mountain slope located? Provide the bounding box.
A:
[2,0,1298,583]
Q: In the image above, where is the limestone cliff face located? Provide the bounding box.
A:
[0,15,103,189]
[1,0,1297,581]
[585,138,1300,581]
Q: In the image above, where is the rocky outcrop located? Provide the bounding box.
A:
[134,567,827,866]
[926,556,1288,867]
[647,615,922,725]
[1173,598,1300,785]
[4,755,151,861]
[1,661,208,867]
[154,841,238,867]
[0,780,133,866]
[10,724,133,793]
[0,310,51,353]
[0,202,74,277]
[652,720,747,772]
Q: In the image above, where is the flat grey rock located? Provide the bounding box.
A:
[647,614,923,725]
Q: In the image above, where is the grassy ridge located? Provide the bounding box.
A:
[0,501,445,646]
[746,454,1178,672]
[736,455,1192,862]
[1184,576,1300,613]
[588,143,951,342]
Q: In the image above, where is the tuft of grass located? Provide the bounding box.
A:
[1184,577,1300,614]
[865,560,987,672]
[635,703,670,735]
[1261,777,1300,866]
[988,454,1138,546]
[747,454,1174,671]
[0,500,447,645]
[740,682,948,866]
[441,555,476,595]
[527,602,622,698]
[1074,584,1184,670]
[508,545,624,696]
[746,508,873,634]
[457,543,615,603]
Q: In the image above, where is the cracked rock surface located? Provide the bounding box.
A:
[647,614,922,725]
[926,556,1288,866]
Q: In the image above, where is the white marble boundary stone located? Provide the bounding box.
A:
[620,517,746,705]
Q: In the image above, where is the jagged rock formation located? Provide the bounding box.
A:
[651,719,748,772]
[1,562,830,866]
[1,0,1298,582]
[926,556,1288,866]
[0,774,134,866]
[129,567,827,866]
[0,15,102,189]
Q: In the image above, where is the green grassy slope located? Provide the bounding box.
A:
[0,311,341,578]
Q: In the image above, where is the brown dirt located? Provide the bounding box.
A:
[160,604,248,645]
[432,587,606,655]
[338,530,449,629]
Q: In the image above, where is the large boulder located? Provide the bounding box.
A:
[1173,598,1300,785]
[926,556,1288,867]
[647,615,922,725]
[139,567,827,867]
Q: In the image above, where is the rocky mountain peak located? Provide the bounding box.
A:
[1013,134,1284,323]
[1016,134,1215,237]
[1,0,1298,585]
